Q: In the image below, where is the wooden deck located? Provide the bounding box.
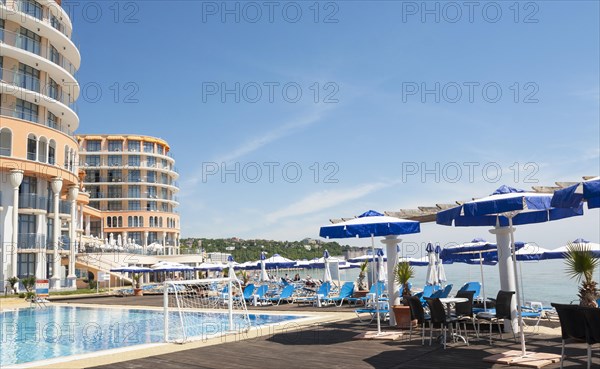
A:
[53,296,596,369]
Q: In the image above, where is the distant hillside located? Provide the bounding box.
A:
[180,238,354,262]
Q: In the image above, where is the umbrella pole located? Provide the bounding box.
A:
[508,217,526,357]
[372,234,381,335]
[479,251,486,311]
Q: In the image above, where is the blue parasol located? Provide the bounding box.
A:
[436,185,584,358]
[320,210,420,334]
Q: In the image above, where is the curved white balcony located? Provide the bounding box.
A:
[1,1,79,71]
[0,29,80,99]
[0,80,79,132]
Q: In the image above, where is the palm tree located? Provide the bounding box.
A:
[357,260,368,290]
[565,242,600,307]
[394,261,415,300]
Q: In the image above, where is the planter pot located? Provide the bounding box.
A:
[392,305,415,329]
[133,288,144,296]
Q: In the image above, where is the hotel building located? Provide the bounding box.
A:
[0,0,85,290]
[77,134,181,255]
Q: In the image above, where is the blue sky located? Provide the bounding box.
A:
[70,1,599,251]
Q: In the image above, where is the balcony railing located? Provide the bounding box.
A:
[18,193,47,210]
[17,233,46,249]
[0,67,75,107]
[0,107,74,137]
[6,0,72,38]
[0,28,76,75]
[47,198,71,214]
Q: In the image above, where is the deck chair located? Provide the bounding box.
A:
[583,306,600,369]
[268,284,295,305]
[430,284,453,299]
[240,283,256,302]
[249,285,268,305]
[348,281,385,306]
[295,282,331,305]
[458,281,481,300]
[476,290,516,345]
[325,282,355,306]
[551,303,588,369]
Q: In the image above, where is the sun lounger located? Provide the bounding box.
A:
[268,284,295,305]
[325,282,355,306]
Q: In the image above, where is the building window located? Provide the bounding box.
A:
[85,155,100,167]
[108,169,122,182]
[17,27,41,55]
[147,186,157,198]
[18,63,40,92]
[146,156,156,167]
[49,45,60,65]
[106,217,112,227]
[128,185,140,198]
[38,137,47,163]
[90,221,101,236]
[17,254,36,278]
[108,202,122,211]
[86,140,101,152]
[127,140,140,152]
[128,170,141,182]
[19,0,43,20]
[16,99,39,122]
[129,232,142,245]
[157,146,164,155]
[146,171,156,183]
[27,134,37,161]
[107,186,122,199]
[50,15,64,33]
[128,155,140,167]
[129,201,141,210]
[0,128,11,156]
[47,78,60,100]
[144,142,154,153]
[48,140,56,164]
[108,155,122,166]
[47,112,59,130]
[147,201,157,211]
[108,140,123,151]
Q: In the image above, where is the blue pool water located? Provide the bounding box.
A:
[0,306,303,366]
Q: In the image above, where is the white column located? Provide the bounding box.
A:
[35,213,45,279]
[381,235,402,326]
[162,231,167,255]
[489,226,518,333]
[50,177,63,289]
[85,215,91,236]
[9,170,24,288]
[67,186,79,288]
[143,231,148,254]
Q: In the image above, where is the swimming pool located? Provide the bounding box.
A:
[0,306,305,367]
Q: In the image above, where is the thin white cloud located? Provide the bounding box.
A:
[214,107,328,164]
[183,106,331,188]
[264,181,394,223]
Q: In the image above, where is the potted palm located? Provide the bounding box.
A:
[352,260,369,300]
[132,273,143,296]
[392,261,415,328]
[565,242,599,307]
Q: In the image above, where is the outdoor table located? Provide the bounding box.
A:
[439,297,468,344]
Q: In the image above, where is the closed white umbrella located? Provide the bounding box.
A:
[376,248,386,283]
[425,242,438,286]
[259,252,269,282]
[323,250,333,283]
[435,244,446,286]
